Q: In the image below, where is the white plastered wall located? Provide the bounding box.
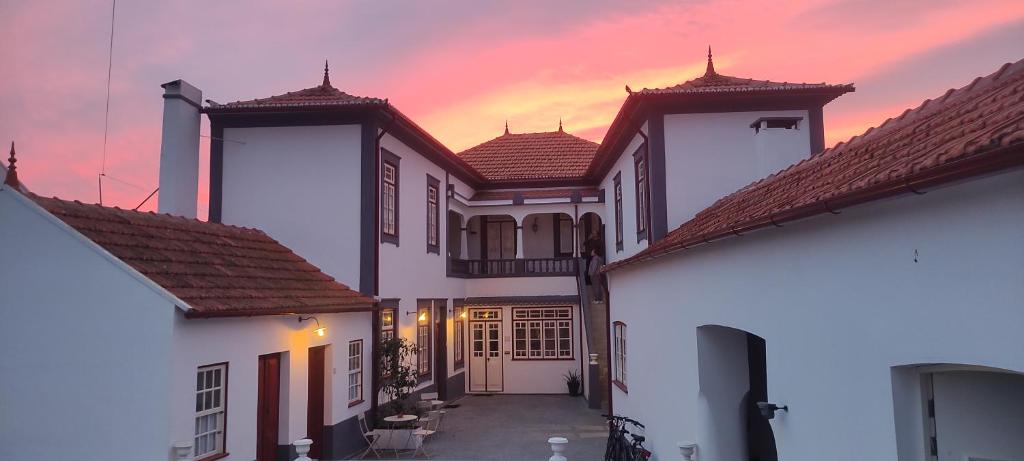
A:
[220,124,364,289]
[0,189,176,461]
[607,169,1024,460]
[600,129,648,263]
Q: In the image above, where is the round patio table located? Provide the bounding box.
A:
[382,414,419,458]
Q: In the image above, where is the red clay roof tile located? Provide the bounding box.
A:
[606,59,1024,271]
[30,195,374,317]
[458,130,599,184]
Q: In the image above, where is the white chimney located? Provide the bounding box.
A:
[158,79,202,218]
[751,117,810,177]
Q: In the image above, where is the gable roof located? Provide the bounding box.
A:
[606,58,1024,272]
[29,194,375,317]
[458,128,599,185]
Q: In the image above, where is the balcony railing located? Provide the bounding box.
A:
[449,257,578,278]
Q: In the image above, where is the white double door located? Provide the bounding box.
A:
[469,320,503,392]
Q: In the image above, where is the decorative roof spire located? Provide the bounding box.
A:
[558,118,564,132]
[4,141,20,189]
[705,46,717,77]
[322,60,331,87]
[504,120,510,135]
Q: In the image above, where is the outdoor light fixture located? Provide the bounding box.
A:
[460,310,467,319]
[298,316,327,337]
[756,402,788,419]
[532,217,539,233]
[406,310,429,322]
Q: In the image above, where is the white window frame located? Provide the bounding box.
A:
[512,307,573,360]
[348,340,363,404]
[194,363,227,459]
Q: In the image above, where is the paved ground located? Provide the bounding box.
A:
[356,394,607,460]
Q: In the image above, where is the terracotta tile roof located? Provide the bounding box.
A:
[207,64,384,112]
[606,59,1024,272]
[636,51,854,97]
[458,129,599,184]
[30,195,374,317]
[469,188,600,202]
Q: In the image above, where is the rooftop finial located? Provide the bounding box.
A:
[4,141,20,189]
[705,46,716,76]
[504,120,510,135]
[558,118,564,132]
[322,60,331,87]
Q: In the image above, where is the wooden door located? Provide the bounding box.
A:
[307,346,326,459]
[434,301,448,399]
[257,353,281,461]
[469,317,503,393]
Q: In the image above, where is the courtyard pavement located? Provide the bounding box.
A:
[356,394,608,461]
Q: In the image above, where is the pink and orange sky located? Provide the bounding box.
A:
[2,0,1022,217]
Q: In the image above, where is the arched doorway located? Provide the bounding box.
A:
[696,325,778,461]
[578,212,604,257]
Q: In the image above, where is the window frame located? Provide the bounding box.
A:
[633,145,649,243]
[416,303,431,379]
[453,302,466,369]
[426,174,441,254]
[347,340,364,406]
[613,322,627,392]
[613,172,623,252]
[194,362,229,461]
[511,307,574,361]
[381,149,401,246]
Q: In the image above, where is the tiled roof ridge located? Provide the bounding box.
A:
[30,194,267,236]
[605,58,1024,272]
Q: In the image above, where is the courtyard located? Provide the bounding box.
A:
[359,394,608,461]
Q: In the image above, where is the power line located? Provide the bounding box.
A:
[99,0,116,203]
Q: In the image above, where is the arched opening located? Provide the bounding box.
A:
[892,364,1024,461]
[521,212,574,259]
[578,212,604,257]
[696,325,777,461]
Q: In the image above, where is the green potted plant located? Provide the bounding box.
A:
[564,369,583,396]
[378,337,420,421]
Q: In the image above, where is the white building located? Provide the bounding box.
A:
[3,50,1022,461]
[601,59,1024,461]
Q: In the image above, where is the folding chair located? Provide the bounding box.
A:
[357,412,381,459]
[412,410,441,459]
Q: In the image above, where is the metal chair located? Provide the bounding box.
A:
[357,412,381,459]
[412,410,441,459]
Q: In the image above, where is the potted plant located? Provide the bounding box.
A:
[375,337,422,449]
[564,369,583,396]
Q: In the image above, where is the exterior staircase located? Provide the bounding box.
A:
[577,257,610,413]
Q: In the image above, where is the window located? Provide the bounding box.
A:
[512,308,573,360]
[634,145,649,242]
[194,363,227,459]
[554,214,574,257]
[417,304,431,378]
[348,340,363,405]
[426,175,440,254]
[381,149,400,245]
[380,308,396,341]
[453,303,466,368]
[613,172,623,251]
[613,322,627,392]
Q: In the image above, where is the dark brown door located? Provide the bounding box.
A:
[307,346,327,459]
[434,301,448,399]
[257,353,281,461]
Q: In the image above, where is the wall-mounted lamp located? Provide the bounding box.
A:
[459,310,467,319]
[406,310,428,322]
[298,316,327,337]
[756,402,788,420]
[531,217,539,233]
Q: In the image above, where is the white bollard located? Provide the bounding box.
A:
[172,441,193,461]
[678,441,698,460]
[548,436,569,461]
[293,438,313,461]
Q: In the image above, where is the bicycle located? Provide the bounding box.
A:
[603,414,652,461]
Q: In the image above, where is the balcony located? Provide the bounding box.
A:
[450,257,578,278]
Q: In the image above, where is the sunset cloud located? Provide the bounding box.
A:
[1,0,1022,213]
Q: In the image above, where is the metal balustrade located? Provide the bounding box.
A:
[449,257,578,278]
